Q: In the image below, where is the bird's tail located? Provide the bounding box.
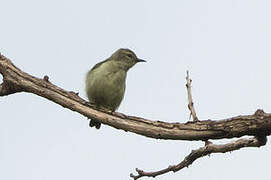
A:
[89,118,101,129]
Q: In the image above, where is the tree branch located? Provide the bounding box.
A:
[130,72,268,179]
[130,136,267,179]
[1,54,270,179]
[0,54,271,141]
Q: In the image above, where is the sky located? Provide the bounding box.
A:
[1,0,271,179]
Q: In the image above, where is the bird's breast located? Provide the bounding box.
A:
[86,67,126,111]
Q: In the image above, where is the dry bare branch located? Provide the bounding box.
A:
[130,136,267,179]
[0,54,271,141]
[1,54,270,179]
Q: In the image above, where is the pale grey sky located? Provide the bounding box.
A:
[1,0,271,179]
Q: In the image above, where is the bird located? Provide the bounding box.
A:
[85,48,146,129]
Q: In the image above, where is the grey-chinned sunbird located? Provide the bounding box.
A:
[85,48,146,129]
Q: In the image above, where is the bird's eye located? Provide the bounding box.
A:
[127,54,133,58]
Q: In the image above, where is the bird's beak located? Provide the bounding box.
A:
[136,58,147,63]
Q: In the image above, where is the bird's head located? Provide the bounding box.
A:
[111,48,146,70]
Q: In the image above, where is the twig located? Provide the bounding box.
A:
[130,136,267,179]
[186,70,198,121]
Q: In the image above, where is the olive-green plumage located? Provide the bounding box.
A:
[85,48,145,129]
